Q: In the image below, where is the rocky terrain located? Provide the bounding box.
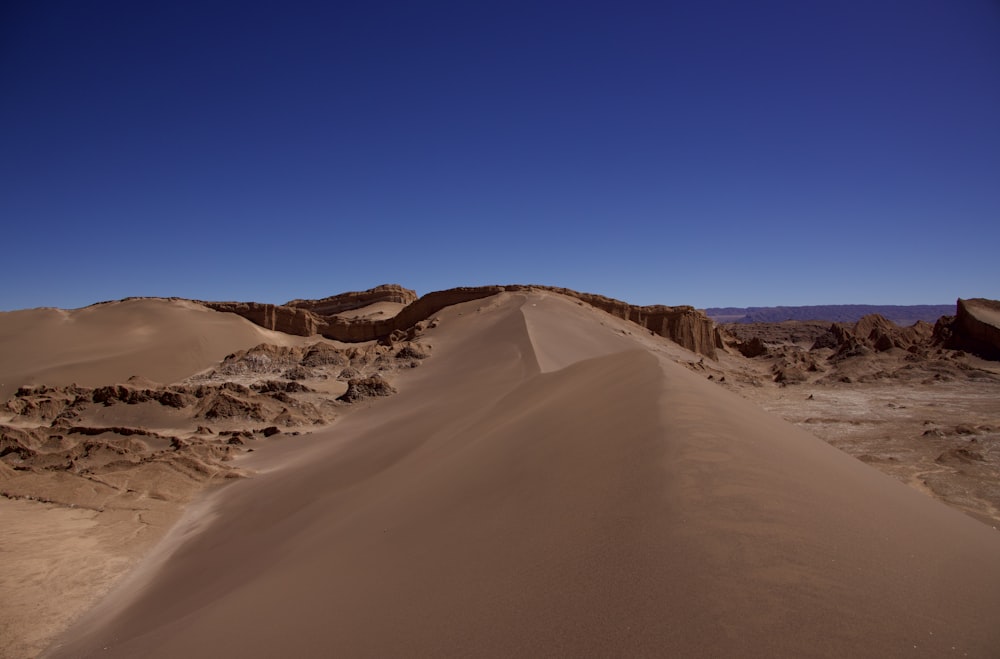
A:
[1,333,432,514]
[707,303,955,325]
[708,300,1000,527]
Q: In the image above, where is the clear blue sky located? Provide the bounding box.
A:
[2,1,998,310]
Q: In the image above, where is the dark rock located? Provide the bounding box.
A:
[338,375,397,403]
[283,366,309,381]
[395,343,429,360]
[337,367,360,381]
[736,336,768,358]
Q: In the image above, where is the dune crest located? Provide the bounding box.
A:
[43,292,1000,658]
[0,298,324,401]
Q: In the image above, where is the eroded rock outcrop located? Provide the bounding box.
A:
[934,298,1000,360]
[800,300,1000,363]
[538,287,720,359]
[338,374,396,403]
[204,284,721,359]
[811,314,934,360]
[736,336,769,358]
[200,301,325,337]
[287,284,417,316]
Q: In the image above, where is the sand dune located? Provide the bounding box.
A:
[46,291,1000,657]
[0,298,380,657]
[0,298,318,401]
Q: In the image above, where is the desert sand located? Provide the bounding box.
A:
[2,288,999,657]
[0,298,325,401]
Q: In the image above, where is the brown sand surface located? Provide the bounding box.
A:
[967,301,1000,327]
[46,292,1000,657]
[0,298,321,401]
[332,300,407,320]
[0,298,368,657]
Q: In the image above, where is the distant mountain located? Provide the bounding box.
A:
[705,304,956,326]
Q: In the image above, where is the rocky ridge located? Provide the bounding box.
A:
[206,284,722,359]
[286,284,417,317]
[707,304,955,325]
[722,299,1000,384]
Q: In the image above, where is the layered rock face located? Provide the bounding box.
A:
[286,284,417,316]
[206,285,721,359]
[201,301,325,337]
[539,287,720,359]
[934,298,1000,360]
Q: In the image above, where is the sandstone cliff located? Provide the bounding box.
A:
[536,287,720,359]
[201,301,326,337]
[206,285,721,359]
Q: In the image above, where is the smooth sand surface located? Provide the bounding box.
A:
[46,292,1000,657]
[0,298,315,401]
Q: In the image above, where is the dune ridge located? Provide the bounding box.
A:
[0,298,326,402]
[44,292,1000,657]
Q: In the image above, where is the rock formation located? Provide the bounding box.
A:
[810,314,934,358]
[337,374,396,403]
[539,287,721,359]
[736,336,768,358]
[286,284,417,316]
[206,285,722,359]
[934,298,1000,360]
[200,301,325,337]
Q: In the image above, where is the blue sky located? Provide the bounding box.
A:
[2,1,998,310]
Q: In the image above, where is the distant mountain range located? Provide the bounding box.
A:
[705,304,956,326]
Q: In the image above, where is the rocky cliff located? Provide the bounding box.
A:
[201,301,326,337]
[206,285,721,359]
[934,298,1000,360]
[537,287,720,358]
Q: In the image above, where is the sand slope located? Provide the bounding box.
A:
[0,299,319,401]
[47,292,1000,657]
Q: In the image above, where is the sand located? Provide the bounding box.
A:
[0,298,320,402]
[37,291,1000,657]
[0,298,362,658]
